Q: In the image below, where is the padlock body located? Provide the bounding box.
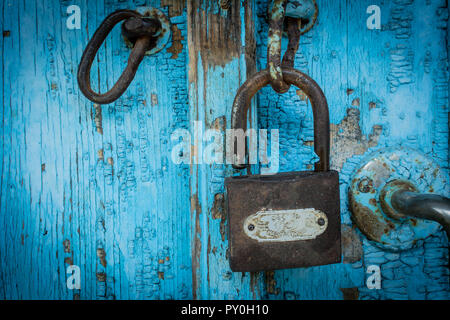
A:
[225,170,341,272]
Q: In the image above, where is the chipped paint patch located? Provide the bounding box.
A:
[340,287,359,300]
[63,239,71,253]
[341,224,363,263]
[151,93,158,106]
[96,248,106,267]
[211,193,227,241]
[211,193,224,220]
[160,0,185,17]
[330,108,382,170]
[93,104,103,135]
[96,272,106,282]
[351,98,360,107]
[296,89,308,101]
[97,149,104,161]
[265,271,279,295]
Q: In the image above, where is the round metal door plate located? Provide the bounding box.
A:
[122,7,171,56]
[348,146,449,251]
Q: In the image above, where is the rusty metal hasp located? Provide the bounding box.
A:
[225,0,340,272]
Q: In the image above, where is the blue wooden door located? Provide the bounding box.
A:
[0,0,448,300]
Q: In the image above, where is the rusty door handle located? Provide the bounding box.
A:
[390,190,450,238]
[77,10,161,104]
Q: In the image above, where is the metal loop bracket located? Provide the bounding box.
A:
[267,0,310,94]
[77,9,168,105]
[267,0,291,93]
[231,67,330,172]
[285,0,318,35]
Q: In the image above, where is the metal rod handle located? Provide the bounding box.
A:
[391,190,450,238]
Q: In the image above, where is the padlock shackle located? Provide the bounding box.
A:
[231,67,330,172]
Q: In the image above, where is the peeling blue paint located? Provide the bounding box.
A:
[0,0,448,300]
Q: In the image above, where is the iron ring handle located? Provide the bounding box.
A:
[77,10,151,105]
[231,67,330,172]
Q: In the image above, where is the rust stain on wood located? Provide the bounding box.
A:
[211,193,227,241]
[340,287,359,300]
[187,0,242,84]
[211,193,224,220]
[96,272,106,282]
[244,0,256,77]
[96,248,107,267]
[160,0,185,17]
[265,271,279,295]
[250,272,260,299]
[63,239,71,253]
[167,25,184,59]
[98,149,104,161]
[190,192,202,299]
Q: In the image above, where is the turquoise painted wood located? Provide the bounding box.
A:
[0,0,448,300]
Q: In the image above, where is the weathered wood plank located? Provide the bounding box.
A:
[187,0,264,299]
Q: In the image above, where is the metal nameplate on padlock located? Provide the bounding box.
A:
[225,68,341,272]
[244,208,328,242]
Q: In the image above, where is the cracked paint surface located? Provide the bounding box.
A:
[0,0,448,300]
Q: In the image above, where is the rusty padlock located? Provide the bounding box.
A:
[225,67,341,272]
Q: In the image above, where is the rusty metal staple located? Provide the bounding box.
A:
[77,10,161,104]
[267,0,302,94]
